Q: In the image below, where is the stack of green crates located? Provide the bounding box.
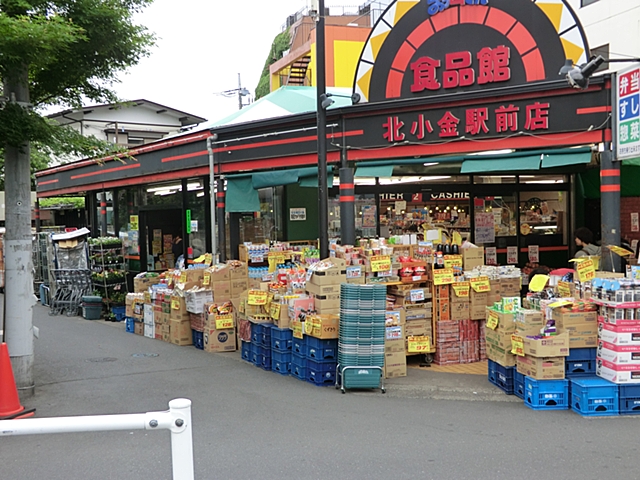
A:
[338,284,386,390]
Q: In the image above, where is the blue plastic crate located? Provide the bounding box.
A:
[619,385,640,415]
[261,324,273,347]
[125,317,135,333]
[192,330,204,350]
[110,305,126,322]
[307,345,337,361]
[514,371,525,399]
[291,353,307,380]
[241,340,251,362]
[567,348,597,361]
[261,353,272,371]
[292,338,308,356]
[271,350,292,375]
[306,337,338,350]
[251,343,260,366]
[525,378,569,410]
[565,360,595,377]
[271,327,293,351]
[488,360,515,395]
[252,324,263,344]
[307,359,337,386]
[571,377,619,416]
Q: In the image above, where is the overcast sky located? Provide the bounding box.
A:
[115,0,357,124]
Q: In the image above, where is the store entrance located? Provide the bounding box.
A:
[139,208,183,271]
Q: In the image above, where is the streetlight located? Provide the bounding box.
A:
[560,55,640,271]
[316,0,329,258]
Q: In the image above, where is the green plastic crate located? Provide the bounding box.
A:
[82,305,102,320]
[342,367,382,389]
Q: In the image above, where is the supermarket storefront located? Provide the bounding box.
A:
[35,0,611,272]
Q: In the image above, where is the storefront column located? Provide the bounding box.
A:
[100,192,108,236]
[216,178,226,262]
[229,213,241,261]
[339,168,356,246]
[375,178,381,238]
[600,147,621,272]
[34,199,40,232]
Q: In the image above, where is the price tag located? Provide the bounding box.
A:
[609,245,634,257]
[370,255,391,273]
[204,253,213,266]
[529,274,549,293]
[306,269,314,282]
[247,290,268,305]
[179,271,188,283]
[215,314,234,330]
[378,269,393,277]
[486,310,499,330]
[576,258,596,283]
[292,321,303,339]
[452,231,462,246]
[557,281,572,298]
[548,300,573,309]
[250,254,264,263]
[171,298,181,310]
[407,336,431,353]
[507,246,518,265]
[470,276,490,293]
[304,319,314,335]
[203,273,211,286]
[410,289,425,302]
[485,247,498,266]
[270,302,282,320]
[528,245,539,263]
[452,282,470,298]
[511,334,525,357]
[433,268,454,285]
[444,255,463,269]
[346,266,362,278]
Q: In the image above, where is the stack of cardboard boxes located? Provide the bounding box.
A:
[305,258,346,316]
[384,312,407,378]
[485,309,517,368]
[552,307,598,349]
[516,332,570,380]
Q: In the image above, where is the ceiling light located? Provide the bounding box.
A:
[423,162,439,167]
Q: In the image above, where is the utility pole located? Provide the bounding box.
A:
[316,0,329,259]
[3,64,36,398]
[215,74,250,111]
[238,73,243,111]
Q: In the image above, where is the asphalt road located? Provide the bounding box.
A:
[2,303,639,480]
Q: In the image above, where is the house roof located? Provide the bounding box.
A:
[47,99,207,127]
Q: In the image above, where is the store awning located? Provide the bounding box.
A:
[226,176,260,213]
[623,156,640,166]
[354,165,395,177]
[252,170,299,189]
[541,151,592,168]
[460,155,541,174]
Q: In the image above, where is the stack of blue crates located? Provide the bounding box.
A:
[291,336,307,380]
[306,336,338,386]
[514,371,525,399]
[619,384,640,415]
[570,376,619,416]
[565,348,597,377]
[487,359,515,395]
[125,317,135,333]
[270,327,292,375]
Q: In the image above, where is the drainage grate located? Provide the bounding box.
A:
[132,353,159,358]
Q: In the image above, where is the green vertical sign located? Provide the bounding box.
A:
[186,209,192,234]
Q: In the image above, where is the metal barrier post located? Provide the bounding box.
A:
[0,398,194,480]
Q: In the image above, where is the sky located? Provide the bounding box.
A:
[114,0,358,124]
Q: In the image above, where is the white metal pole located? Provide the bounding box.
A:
[208,136,217,260]
[168,398,194,480]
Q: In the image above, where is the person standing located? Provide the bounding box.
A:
[574,227,601,258]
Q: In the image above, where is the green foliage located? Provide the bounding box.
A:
[39,196,85,209]
[255,29,291,100]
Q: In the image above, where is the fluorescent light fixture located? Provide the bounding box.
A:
[423,162,439,167]
[197,192,205,197]
[533,225,557,230]
[147,184,180,193]
[155,190,176,196]
[524,180,564,184]
[468,149,514,156]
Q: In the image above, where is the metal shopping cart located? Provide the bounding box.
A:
[48,269,92,316]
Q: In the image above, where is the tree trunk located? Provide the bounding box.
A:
[3,66,35,398]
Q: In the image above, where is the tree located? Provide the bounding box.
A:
[0,0,155,397]
[255,29,291,100]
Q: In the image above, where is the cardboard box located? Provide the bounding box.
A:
[486,343,516,367]
[486,308,515,332]
[177,269,206,285]
[451,301,470,321]
[384,351,407,378]
[405,319,431,337]
[470,292,488,320]
[230,279,248,296]
[207,265,230,283]
[185,288,214,314]
[517,356,565,380]
[144,323,155,339]
[552,309,597,328]
[596,359,640,384]
[310,294,340,311]
[385,325,405,352]
[462,247,484,270]
[305,282,341,296]
[523,332,570,357]
[308,258,347,286]
[598,323,640,346]
[272,303,291,329]
[500,277,521,296]
[386,309,406,326]
[210,281,232,302]
[597,341,640,365]
[570,335,598,348]
[485,328,515,351]
[169,320,193,346]
[307,314,339,339]
[204,328,236,352]
[227,262,248,280]
[134,275,162,293]
[515,309,545,336]
[405,307,429,322]
[134,322,144,336]
[563,322,598,337]
[436,298,450,321]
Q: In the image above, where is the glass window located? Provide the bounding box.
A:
[474,175,517,184]
[186,178,207,259]
[144,182,183,207]
[238,187,282,245]
[328,194,377,240]
[474,195,517,246]
[95,191,115,236]
[519,174,568,185]
[519,191,567,243]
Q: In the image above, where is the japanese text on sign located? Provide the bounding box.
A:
[444,255,463,269]
[270,302,281,320]
[576,259,596,283]
[248,290,268,306]
[507,246,518,265]
[407,336,431,353]
[486,310,499,330]
[557,281,572,298]
[171,298,180,310]
[215,315,234,330]
[511,335,525,357]
[433,268,455,285]
[617,65,640,160]
[528,245,539,263]
[470,276,490,293]
[452,282,470,298]
[410,289,425,302]
[485,247,497,266]
[203,273,211,286]
[370,255,391,272]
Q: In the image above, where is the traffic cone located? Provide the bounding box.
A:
[0,343,35,419]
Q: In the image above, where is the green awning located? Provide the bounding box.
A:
[226,176,260,213]
[299,175,334,188]
[354,165,394,177]
[541,151,592,168]
[460,155,541,173]
[624,156,640,166]
[252,169,299,189]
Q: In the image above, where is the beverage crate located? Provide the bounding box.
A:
[292,337,308,356]
[567,348,597,362]
[250,342,260,366]
[271,327,292,351]
[308,344,337,361]
[307,358,337,386]
[306,337,338,349]
[251,323,263,344]
[261,324,273,347]
[514,371,525,399]
[565,360,595,377]
[571,377,619,417]
[488,359,515,395]
[291,353,307,380]
[111,305,126,322]
[525,378,569,410]
[241,340,251,362]
[271,350,292,375]
[261,351,272,371]
[125,317,135,333]
[619,385,640,415]
[192,330,204,350]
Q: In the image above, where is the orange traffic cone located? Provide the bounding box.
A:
[0,343,35,419]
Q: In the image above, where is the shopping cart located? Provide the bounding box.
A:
[49,269,92,317]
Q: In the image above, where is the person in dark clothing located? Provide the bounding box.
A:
[172,235,183,259]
